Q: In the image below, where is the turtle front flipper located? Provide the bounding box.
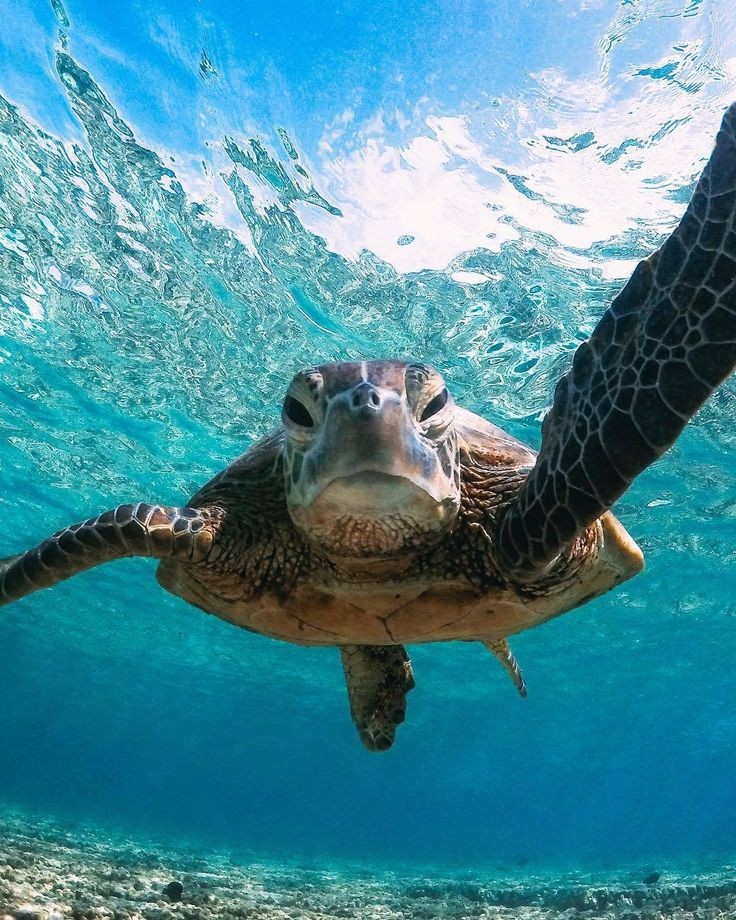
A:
[499,101,736,576]
[0,503,218,606]
[340,645,415,752]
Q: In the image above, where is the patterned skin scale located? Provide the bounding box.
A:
[500,103,736,574]
[2,104,736,751]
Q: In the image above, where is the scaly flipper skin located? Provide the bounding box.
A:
[339,645,416,751]
[0,504,218,605]
[483,639,527,698]
[500,102,736,575]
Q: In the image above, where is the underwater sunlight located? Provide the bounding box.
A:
[2,0,736,917]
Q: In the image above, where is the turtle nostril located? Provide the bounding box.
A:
[351,382,382,411]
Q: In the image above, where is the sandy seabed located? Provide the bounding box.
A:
[0,810,735,920]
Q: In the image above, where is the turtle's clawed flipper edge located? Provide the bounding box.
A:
[0,504,217,606]
[483,638,528,697]
[340,645,415,752]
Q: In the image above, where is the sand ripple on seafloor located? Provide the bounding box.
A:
[1,812,736,919]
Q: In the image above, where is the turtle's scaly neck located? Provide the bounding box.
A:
[323,553,415,582]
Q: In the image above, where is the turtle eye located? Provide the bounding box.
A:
[284,396,314,428]
[420,388,449,422]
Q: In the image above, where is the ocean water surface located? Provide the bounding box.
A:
[2,0,736,908]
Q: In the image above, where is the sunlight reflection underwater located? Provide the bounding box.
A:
[1,0,736,880]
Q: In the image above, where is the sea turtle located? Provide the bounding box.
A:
[2,105,736,752]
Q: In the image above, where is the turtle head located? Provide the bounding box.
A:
[282,360,461,565]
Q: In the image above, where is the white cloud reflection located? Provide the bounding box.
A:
[156,2,736,285]
[299,52,736,278]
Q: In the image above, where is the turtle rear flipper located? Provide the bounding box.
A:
[499,101,736,576]
[0,504,218,606]
[340,645,415,752]
[483,638,527,697]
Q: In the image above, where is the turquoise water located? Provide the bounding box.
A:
[1,0,736,878]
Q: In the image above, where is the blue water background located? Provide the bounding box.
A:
[1,0,736,872]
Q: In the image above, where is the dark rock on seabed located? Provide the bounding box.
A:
[162,882,184,903]
[0,810,735,919]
